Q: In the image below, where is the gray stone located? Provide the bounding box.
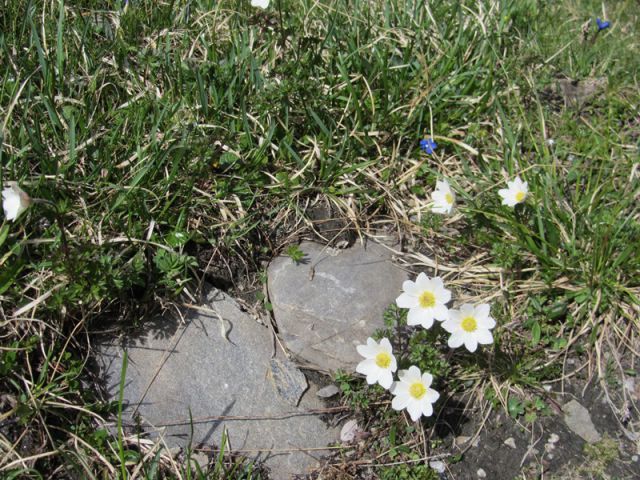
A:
[316,384,340,398]
[267,240,408,372]
[98,288,337,479]
[562,399,602,443]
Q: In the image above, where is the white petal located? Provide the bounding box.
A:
[396,370,411,384]
[478,315,496,329]
[420,401,434,418]
[402,280,419,295]
[475,329,494,345]
[251,0,269,8]
[379,337,392,352]
[435,180,449,192]
[389,356,398,372]
[379,371,394,389]
[406,401,423,421]
[356,344,376,358]
[396,292,418,309]
[425,388,440,403]
[475,304,490,320]
[464,337,478,353]
[436,287,451,304]
[408,307,433,328]
[432,304,449,322]
[406,365,422,380]
[356,359,376,377]
[415,272,429,288]
[431,203,449,215]
[421,372,433,386]
[441,318,458,333]
[392,393,409,411]
[459,304,475,316]
[448,332,465,348]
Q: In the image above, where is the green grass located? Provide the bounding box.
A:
[1,0,638,477]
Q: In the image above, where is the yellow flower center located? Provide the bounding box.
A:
[461,316,478,333]
[409,382,427,399]
[375,352,392,369]
[515,191,526,202]
[418,291,436,308]
[445,192,454,204]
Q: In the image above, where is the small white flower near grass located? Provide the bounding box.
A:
[391,366,440,421]
[355,337,397,389]
[431,179,456,215]
[251,0,270,8]
[442,303,495,353]
[498,176,528,207]
[2,183,30,222]
[396,273,451,329]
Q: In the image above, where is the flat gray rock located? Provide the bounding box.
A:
[562,399,602,443]
[97,288,337,479]
[268,240,408,372]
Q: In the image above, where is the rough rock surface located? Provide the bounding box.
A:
[267,240,408,372]
[562,399,602,443]
[97,288,337,479]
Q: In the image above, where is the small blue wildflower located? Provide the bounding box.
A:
[420,138,437,154]
[596,18,610,31]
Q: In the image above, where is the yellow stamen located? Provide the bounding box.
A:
[409,382,427,399]
[445,192,454,204]
[375,352,391,369]
[515,191,526,202]
[418,291,436,308]
[461,316,477,332]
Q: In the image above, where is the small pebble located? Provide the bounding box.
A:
[455,436,471,446]
[548,433,560,444]
[477,468,487,478]
[504,437,516,449]
[632,455,639,462]
[429,461,446,473]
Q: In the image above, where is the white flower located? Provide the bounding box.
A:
[355,337,397,389]
[391,366,440,421]
[251,0,270,8]
[2,183,30,222]
[442,303,495,353]
[498,176,528,207]
[396,273,451,329]
[431,179,455,215]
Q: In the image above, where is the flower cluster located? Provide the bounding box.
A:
[429,175,528,215]
[356,273,495,421]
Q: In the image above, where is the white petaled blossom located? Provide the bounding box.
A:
[355,337,397,389]
[396,273,451,329]
[498,176,528,207]
[431,179,456,215]
[442,303,496,353]
[251,0,270,8]
[391,366,440,421]
[2,183,31,222]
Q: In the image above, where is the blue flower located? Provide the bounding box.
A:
[596,18,610,31]
[420,138,437,154]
